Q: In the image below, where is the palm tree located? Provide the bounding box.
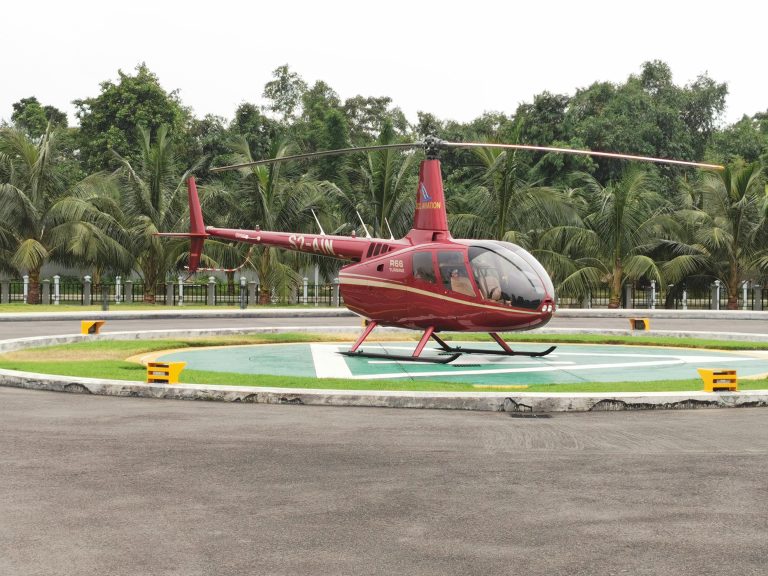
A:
[356,121,416,238]
[113,125,196,303]
[0,127,130,303]
[450,143,575,244]
[665,162,767,309]
[541,169,670,308]
[209,136,338,304]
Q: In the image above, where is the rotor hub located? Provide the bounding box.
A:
[423,136,445,160]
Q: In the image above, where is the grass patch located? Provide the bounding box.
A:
[1,333,766,393]
[0,359,765,393]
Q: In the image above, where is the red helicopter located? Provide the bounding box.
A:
[161,137,722,364]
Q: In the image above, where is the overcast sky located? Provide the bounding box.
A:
[3,0,765,128]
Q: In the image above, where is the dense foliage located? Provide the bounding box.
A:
[2,61,767,308]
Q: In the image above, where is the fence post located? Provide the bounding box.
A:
[622,283,632,309]
[303,277,308,305]
[53,275,60,306]
[207,277,216,306]
[314,265,320,306]
[741,281,749,311]
[124,280,133,304]
[753,285,762,311]
[332,278,340,307]
[0,279,8,304]
[101,284,109,311]
[115,276,122,304]
[248,281,257,306]
[650,280,656,310]
[23,275,29,304]
[83,276,92,306]
[239,276,247,309]
[710,280,721,311]
[41,279,51,305]
[177,275,184,307]
[166,281,174,306]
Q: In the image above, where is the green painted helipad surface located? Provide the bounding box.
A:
[157,342,768,385]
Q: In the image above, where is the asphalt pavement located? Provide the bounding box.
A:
[1,312,767,339]
[2,311,768,576]
[1,387,766,576]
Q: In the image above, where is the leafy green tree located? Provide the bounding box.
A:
[75,63,188,172]
[565,60,727,182]
[11,97,67,138]
[231,103,279,161]
[343,95,408,145]
[0,127,129,303]
[113,125,196,302]
[174,114,232,180]
[708,114,768,163]
[262,65,307,123]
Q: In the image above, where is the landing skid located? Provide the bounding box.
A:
[340,323,556,364]
[339,350,461,364]
[431,333,556,358]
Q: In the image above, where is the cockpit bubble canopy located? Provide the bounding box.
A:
[466,241,555,310]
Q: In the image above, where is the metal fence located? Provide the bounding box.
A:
[1,277,765,310]
[0,279,344,307]
[557,284,768,310]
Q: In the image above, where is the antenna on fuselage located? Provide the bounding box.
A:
[356,211,372,239]
[310,209,326,236]
[384,218,395,240]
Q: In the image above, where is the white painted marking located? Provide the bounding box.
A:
[366,360,575,366]
[344,358,743,380]
[309,341,764,381]
[310,344,352,378]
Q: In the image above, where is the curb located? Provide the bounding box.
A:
[2,368,767,412]
[1,326,767,412]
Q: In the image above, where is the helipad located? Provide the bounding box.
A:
[155,342,768,385]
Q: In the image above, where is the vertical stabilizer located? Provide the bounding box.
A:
[187,177,207,271]
[413,159,449,233]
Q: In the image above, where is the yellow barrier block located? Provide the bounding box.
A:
[697,368,738,392]
[629,317,649,330]
[147,361,187,385]
[81,320,106,334]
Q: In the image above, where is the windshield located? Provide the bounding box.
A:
[467,242,554,309]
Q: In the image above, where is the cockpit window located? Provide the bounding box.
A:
[468,245,548,309]
[437,251,475,296]
[412,251,437,283]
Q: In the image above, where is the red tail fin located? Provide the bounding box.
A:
[186,177,207,271]
[413,159,449,233]
[155,177,208,271]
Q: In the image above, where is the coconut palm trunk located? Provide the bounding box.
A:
[27,268,41,304]
[609,258,623,309]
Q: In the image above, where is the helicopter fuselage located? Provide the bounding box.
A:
[204,224,556,332]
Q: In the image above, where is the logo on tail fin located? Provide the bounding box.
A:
[420,183,432,202]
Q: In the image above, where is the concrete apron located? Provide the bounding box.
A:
[1,326,768,413]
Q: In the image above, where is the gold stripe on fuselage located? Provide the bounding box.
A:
[339,273,539,315]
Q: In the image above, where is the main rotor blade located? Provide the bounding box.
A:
[209,142,421,173]
[442,141,725,171]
